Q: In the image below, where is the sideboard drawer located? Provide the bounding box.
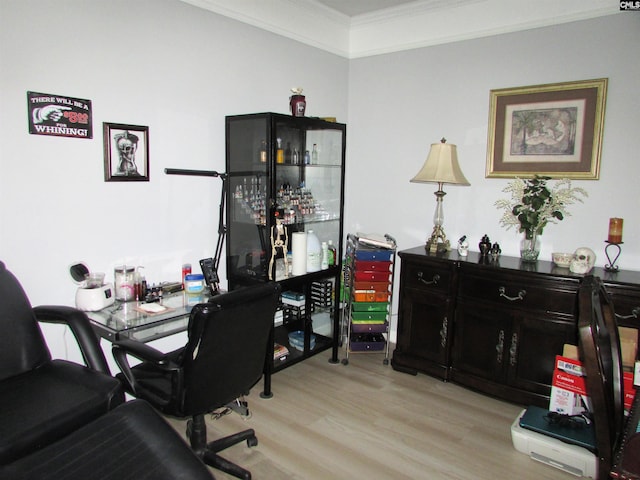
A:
[459,272,578,316]
[402,261,453,295]
[603,281,640,328]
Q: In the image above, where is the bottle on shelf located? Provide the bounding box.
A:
[285,142,292,164]
[327,240,337,266]
[312,144,318,164]
[304,150,311,165]
[306,230,322,272]
[276,138,284,164]
[321,242,329,270]
[259,139,267,163]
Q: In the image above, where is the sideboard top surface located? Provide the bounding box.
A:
[399,246,640,287]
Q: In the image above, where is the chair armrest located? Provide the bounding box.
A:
[33,305,111,375]
[112,337,179,395]
[112,337,171,364]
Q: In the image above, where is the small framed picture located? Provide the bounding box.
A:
[103,123,149,181]
[486,78,607,179]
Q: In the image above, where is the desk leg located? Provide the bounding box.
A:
[261,326,274,398]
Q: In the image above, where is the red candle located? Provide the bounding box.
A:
[608,218,623,243]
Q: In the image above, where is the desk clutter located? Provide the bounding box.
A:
[70,258,218,311]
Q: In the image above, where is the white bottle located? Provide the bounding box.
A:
[306,230,322,272]
[321,241,329,270]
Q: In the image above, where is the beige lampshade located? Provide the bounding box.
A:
[410,139,470,185]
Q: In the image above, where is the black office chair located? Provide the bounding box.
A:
[113,282,281,480]
[577,275,628,480]
[0,261,125,465]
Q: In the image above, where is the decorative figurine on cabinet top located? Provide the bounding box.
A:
[569,247,596,274]
[290,87,306,117]
[479,235,492,256]
[491,242,502,261]
[457,235,469,257]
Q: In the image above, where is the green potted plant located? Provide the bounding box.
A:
[495,175,588,262]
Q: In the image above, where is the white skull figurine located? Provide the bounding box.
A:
[569,247,596,274]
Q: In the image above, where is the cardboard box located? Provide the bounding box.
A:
[624,371,637,413]
[619,326,638,370]
[549,355,590,415]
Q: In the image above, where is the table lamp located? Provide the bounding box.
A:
[410,138,470,253]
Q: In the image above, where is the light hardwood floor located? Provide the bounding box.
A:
[165,349,579,480]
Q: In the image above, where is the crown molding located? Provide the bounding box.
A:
[349,0,619,58]
[179,0,620,59]
[179,0,351,57]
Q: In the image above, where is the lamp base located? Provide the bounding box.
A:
[425,225,450,254]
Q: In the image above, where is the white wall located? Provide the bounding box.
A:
[0,0,347,359]
[0,0,348,300]
[346,13,639,336]
[1,1,638,359]
[347,13,639,262]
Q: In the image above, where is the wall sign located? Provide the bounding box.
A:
[27,91,93,139]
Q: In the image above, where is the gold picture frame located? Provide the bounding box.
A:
[486,78,607,179]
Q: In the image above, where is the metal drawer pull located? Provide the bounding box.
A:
[440,316,448,349]
[496,330,505,364]
[615,307,639,320]
[417,272,440,286]
[498,286,526,301]
[509,333,518,366]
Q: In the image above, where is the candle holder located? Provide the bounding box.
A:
[604,241,623,272]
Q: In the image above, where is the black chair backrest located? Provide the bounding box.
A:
[578,275,625,478]
[180,282,281,415]
[0,261,50,381]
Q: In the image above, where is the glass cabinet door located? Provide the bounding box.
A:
[225,113,345,287]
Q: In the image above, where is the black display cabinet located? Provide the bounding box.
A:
[225,113,346,397]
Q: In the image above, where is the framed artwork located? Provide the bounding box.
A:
[103,122,149,182]
[486,78,607,179]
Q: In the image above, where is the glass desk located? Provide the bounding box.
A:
[87,292,208,343]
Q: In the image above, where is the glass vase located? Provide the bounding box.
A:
[520,233,541,262]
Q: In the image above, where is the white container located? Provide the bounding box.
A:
[114,265,135,301]
[306,230,322,272]
[291,232,307,276]
[184,273,205,295]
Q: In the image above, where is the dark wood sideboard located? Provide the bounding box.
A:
[391,246,640,408]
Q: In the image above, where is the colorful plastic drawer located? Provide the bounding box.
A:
[351,322,388,334]
[354,270,391,282]
[353,281,389,292]
[352,290,390,302]
[355,250,393,262]
[349,333,386,351]
[354,260,392,272]
[352,302,389,312]
[351,311,388,322]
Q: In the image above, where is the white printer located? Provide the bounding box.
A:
[511,407,597,478]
